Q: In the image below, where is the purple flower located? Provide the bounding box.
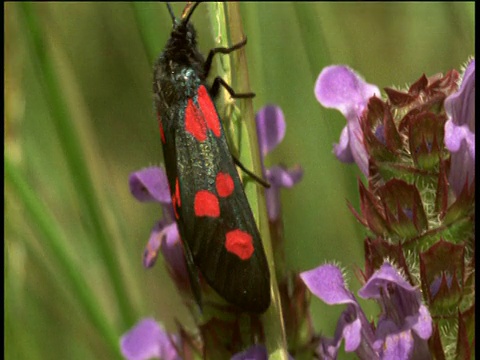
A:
[120,318,181,360]
[300,264,377,359]
[129,166,172,205]
[359,263,432,359]
[314,65,380,176]
[129,168,186,282]
[256,105,303,221]
[300,263,432,359]
[444,59,475,197]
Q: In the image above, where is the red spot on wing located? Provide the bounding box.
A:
[194,190,220,217]
[185,98,207,141]
[225,230,254,260]
[216,172,234,198]
[172,178,181,219]
[172,194,179,219]
[157,114,166,143]
[175,178,181,207]
[197,86,221,137]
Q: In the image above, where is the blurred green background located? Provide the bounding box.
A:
[5,2,474,359]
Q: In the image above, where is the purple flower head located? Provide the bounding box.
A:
[360,263,432,359]
[129,167,175,224]
[255,105,303,221]
[300,264,377,359]
[120,318,181,360]
[444,59,475,197]
[300,263,432,359]
[315,65,381,176]
[359,263,432,338]
[129,167,185,280]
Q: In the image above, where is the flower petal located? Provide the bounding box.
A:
[120,318,163,360]
[315,66,379,176]
[143,221,164,268]
[381,331,414,360]
[448,143,475,197]
[333,126,355,163]
[444,59,475,196]
[300,264,355,305]
[264,165,303,221]
[159,224,189,288]
[358,263,415,300]
[143,221,180,269]
[315,65,380,120]
[339,315,362,352]
[359,262,432,356]
[346,119,369,175]
[129,167,171,203]
[444,59,475,131]
[267,165,303,188]
[374,320,417,360]
[444,117,475,155]
[303,264,380,358]
[407,305,432,340]
[256,105,286,157]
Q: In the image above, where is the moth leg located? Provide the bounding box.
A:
[210,76,255,100]
[204,39,263,186]
[204,37,248,77]
[232,155,270,188]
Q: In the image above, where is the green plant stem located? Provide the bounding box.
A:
[207,2,288,358]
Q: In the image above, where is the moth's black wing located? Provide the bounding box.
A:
[160,82,270,313]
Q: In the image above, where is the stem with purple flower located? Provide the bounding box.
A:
[304,59,475,359]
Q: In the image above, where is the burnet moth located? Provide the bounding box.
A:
[153,2,271,313]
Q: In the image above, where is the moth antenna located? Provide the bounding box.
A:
[183,2,201,24]
[166,2,176,23]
